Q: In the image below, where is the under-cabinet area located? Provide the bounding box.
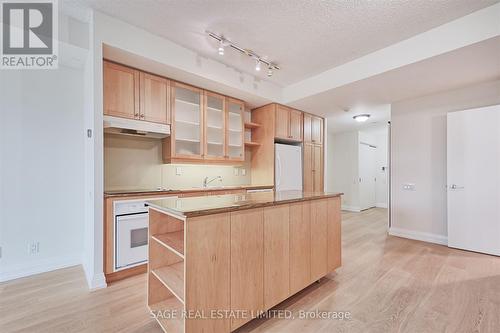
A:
[146,192,342,333]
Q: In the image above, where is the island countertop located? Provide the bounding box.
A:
[146,190,342,218]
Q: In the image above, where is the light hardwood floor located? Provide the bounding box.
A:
[2,208,500,333]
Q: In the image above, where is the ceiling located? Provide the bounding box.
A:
[72,0,498,86]
[291,36,500,133]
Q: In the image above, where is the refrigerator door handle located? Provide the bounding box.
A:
[276,154,282,188]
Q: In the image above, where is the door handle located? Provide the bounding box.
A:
[449,184,465,190]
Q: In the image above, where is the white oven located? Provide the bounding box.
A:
[114,200,150,270]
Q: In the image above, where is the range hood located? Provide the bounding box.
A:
[103,115,170,139]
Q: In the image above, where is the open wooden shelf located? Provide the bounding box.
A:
[152,231,184,258]
[150,297,184,333]
[244,122,261,129]
[244,141,261,147]
[152,262,185,303]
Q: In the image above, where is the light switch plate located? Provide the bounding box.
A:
[176,167,182,176]
[241,169,246,176]
[233,168,239,176]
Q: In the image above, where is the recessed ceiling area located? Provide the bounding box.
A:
[291,36,500,133]
[71,0,498,86]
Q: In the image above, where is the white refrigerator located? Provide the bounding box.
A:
[275,143,303,191]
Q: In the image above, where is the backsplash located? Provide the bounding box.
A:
[104,134,251,191]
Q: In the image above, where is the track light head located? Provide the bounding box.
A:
[255,59,261,71]
[267,65,273,77]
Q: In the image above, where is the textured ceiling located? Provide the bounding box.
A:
[69,0,499,86]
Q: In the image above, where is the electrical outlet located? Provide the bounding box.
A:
[233,168,239,176]
[241,168,246,176]
[403,183,416,191]
[29,241,40,255]
[176,167,182,176]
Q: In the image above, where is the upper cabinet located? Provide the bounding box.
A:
[103,61,139,120]
[140,72,170,124]
[275,105,303,142]
[169,82,204,160]
[103,60,170,125]
[163,83,245,163]
[226,98,245,161]
[205,91,226,160]
[304,113,323,144]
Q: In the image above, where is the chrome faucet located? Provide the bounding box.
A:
[203,176,223,188]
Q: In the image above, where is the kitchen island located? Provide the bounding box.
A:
[145,191,342,333]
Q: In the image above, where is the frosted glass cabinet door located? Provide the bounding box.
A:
[205,92,226,160]
[226,98,244,161]
[172,83,203,158]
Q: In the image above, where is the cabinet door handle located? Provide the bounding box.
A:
[134,113,139,118]
[140,114,145,119]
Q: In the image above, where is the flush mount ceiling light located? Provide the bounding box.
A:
[206,31,280,74]
[353,114,371,122]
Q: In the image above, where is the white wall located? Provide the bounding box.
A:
[328,126,388,212]
[0,57,87,282]
[390,79,500,245]
[328,131,360,211]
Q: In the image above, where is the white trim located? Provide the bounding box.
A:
[0,253,82,283]
[376,202,388,208]
[87,272,107,290]
[342,205,361,212]
[389,227,448,245]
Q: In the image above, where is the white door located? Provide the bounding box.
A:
[359,143,376,210]
[275,144,303,191]
[447,105,500,255]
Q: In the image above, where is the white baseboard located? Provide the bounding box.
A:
[0,253,82,283]
[389,227,448,246]
[82,256,107,290]
[341,205,361,212]
[87,272,107,290]
[376,203,388,208]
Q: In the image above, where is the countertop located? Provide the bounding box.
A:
[103,184,274,198]
[146,190,342,218]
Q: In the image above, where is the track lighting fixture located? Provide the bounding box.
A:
[218,40,225,56]
[255,59,261,71]
[206,31,280,76]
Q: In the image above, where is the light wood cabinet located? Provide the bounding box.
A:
[230,209,264,330]
[304,143,323,192]
[304,113,323,144]
[225,98,245,162]
[140,72,170,124]
[205,91,226,161]
[164,87,245,163]
[263,205,290,309]
[148,197,341,333]
[104,61,170,125]
[165,82,204,161]
[327,197,342,271]
[289,201,311,294]
[312,116,323,144]
[103,61,139,120]
[185,213,231,333]
[310,199,328,281]
[274,105,303,142]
